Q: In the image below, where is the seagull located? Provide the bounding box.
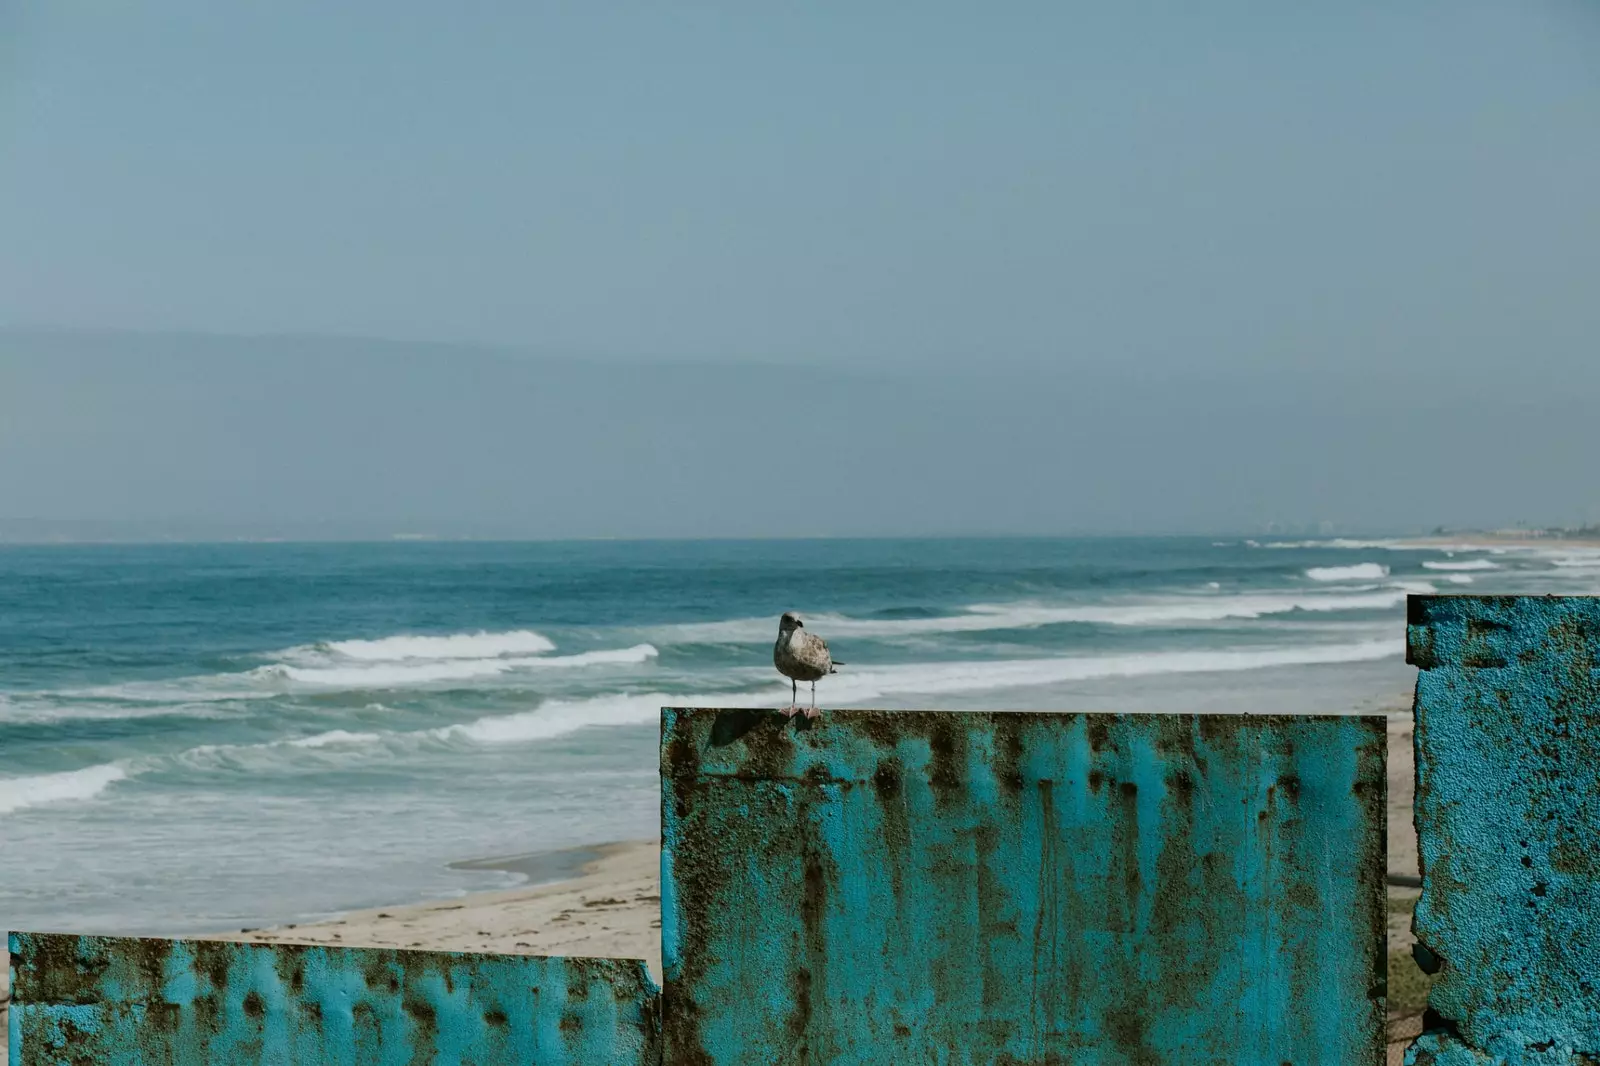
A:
[774,612,840,719]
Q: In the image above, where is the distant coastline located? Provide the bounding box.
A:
[1409,531,1600,549]
[5,525,1600,547]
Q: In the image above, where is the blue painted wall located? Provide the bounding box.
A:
[661,708,1387,1065]
[1406,596,1600,1065]
[8,933,660,1065]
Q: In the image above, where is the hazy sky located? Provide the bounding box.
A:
[5,2,1598,372]
[2,3,1598,535]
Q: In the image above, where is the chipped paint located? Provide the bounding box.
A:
[8,932,660,1065]
[1406,596,1600,1065]
[661,707,1387,1065]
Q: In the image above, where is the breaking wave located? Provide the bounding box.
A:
[1305,564,1389,582]
[0,764,127,815]
[286,730,386,748]
[436,694,669,745]
[4,634,1405,809]
[298,630,557,662]
[1550,555,1600,570]
[263,645,658,689]
[1422,560,1499,572]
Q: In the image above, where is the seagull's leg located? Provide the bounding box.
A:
[804,680,820,719]
[783,678,798,718]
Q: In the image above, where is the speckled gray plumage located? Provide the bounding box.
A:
[774,612,835,684]
[775,628,833,682]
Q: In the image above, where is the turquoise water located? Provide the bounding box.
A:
[2,536,1594,935]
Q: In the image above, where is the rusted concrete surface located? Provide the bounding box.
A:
[1405,596,1600,1065]
[8,932,660,1065]
[661,707,1387,1065]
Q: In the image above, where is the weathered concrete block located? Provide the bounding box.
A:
[662,708,1386,1065]
[8,932,660,1065]
[1406,596,1600,1065]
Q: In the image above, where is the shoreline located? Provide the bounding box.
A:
[201,839,665,981]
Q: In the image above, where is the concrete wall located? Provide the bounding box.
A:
[662,708,1387,1065]
[8,934,659,1065]
[1406,596,1600,1065]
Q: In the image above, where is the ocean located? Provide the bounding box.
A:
[3,536,1597,937]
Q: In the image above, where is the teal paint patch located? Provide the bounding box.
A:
[661,708,1387,1065]
[7,932,660,1065]
[1406,596,1600,1065]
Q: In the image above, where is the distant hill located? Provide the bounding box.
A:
[2,328,1595,539]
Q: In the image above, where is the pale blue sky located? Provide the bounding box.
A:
[2,3,1598,534]
[5,2,1598,371]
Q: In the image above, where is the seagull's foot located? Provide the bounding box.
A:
[803,707,821,720]
[782,705,799,719]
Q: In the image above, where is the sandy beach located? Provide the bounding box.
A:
[1,712,1425,1060]
[208,840,666,981]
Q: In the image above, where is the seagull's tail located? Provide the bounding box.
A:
[831,661,844,672]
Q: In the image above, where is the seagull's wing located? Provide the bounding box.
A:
[816,635,841,670]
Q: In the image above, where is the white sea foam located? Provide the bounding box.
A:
[1422,560,1499,571]
[259,645,658,690]
[1391,581,1437,594]
[310,630,557,662]
[1444,575,1475,585]
[286,730,386,748]
[68,634,1410,775]
[647,592,1408,646]
[437,693,669,745]
[1549,555,1600,570]
[46,643,657,706]
[536,646,660,667]
[823,594,1412,634]
[1261,539,1503,553]
[0,764,127,815]
[1305,564,1389,582]
[425,636,1403,746]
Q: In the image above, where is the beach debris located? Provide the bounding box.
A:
[773,612,840,718]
